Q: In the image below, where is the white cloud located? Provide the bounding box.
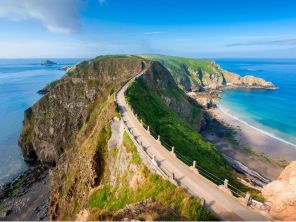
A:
[0,0,83,33]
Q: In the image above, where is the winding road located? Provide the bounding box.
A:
[116,70,268,221]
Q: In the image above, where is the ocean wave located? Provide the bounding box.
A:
[217,105,296,148]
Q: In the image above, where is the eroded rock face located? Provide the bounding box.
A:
[108,117,124,150]
[19,56,147,166]
[262,161,296,220]
[223,71,276,89]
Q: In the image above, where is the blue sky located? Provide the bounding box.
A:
[0,0,296,58]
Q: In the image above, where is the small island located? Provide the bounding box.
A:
[41,60,57,66]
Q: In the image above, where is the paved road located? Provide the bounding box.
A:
[116,71,268,221]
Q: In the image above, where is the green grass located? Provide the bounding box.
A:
[126,78,232,181]
[123,133,141,165]
[142,54,217,74]
[88,132,216,220]
[141,54,223,91]
[244,147,288,168]
[125,77,265,201]
[89,186,111,208]
[89,175,214,220]
[244,147,257,155]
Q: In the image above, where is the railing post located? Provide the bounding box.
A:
[152,154,158,166]
[171,172,175,180]
[147,126,150,134]
[157,135,160,143]
[200,198,205,207]
[190,160,199,174]
[244,192,251,206]
[171,146,175,153]
[192,160,196,168]
[224,179,228,188]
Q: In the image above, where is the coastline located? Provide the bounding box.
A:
[201,101,296,184]
[202,108,286,184]
[215,104,296,162]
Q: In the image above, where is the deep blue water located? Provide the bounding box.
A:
[215,59,296,146]
[0,59,81,186]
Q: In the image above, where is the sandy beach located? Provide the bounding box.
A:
[202,105,296,182]
[215,106,296,162]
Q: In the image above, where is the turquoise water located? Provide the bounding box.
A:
[215,59,296,146]
[0,59,80,186]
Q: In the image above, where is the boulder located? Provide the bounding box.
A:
[262,161,296,220]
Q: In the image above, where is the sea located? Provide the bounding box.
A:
[0,58,296,186]
[0,59,81,186]
[215,59,296,148]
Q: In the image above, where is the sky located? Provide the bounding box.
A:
[0,0,296,58]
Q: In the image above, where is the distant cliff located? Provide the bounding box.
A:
[142,54,276,92]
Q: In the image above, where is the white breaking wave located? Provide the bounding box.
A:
[217,105,296,148]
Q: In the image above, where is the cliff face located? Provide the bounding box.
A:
[140,61,205,131]
[223,71,275,89]
[141,54,276,91]
[262,161,296,220]
[19,56,146,166]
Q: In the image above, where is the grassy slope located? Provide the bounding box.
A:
[126,78,232,180]
[125,77,263,201]
[88,132,216,221]
[141,54,221,89]
[142,54,217,73]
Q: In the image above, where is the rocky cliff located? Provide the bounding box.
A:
[223,71,276,89]
[19,56,146,166]
[18,55,215,220]
[138,60,205,131]
[262,161,296,220]
[142,54,276,91]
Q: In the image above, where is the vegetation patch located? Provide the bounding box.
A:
[125,77,263,201]
[88,132,215,221]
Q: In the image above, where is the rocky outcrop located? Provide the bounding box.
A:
[19,56,148,166]
[142,54,276,91]
[223,71,277,89]
[108,117,124,149]
[41,60,56,66]
[0,165,49,221]
[59,66,72,71]
[262,161,296,220]
[187,91,220,109]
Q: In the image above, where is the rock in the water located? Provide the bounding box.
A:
[59,66,72,71]
[41,60,56,66]
[262,161,296,220]
[37,89,49,95]
[108,117,124,149]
